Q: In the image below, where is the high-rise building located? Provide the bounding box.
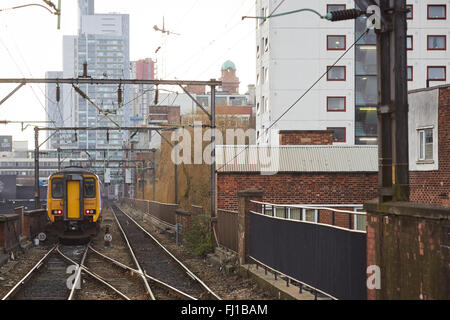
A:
[46,0,130,163]
[129,58,156,126]
[255,0,450,146]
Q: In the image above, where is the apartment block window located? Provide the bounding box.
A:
[327,35,346,50]
[327,4,346,13]
[427,66,446,81]
[256,45,260,58]
[327,127,346,143]
[327,97,346,112]
[427,35,446,50]
[327,66,346,81]
[407,35,413,50]
[264,37,269,52]
[428,5,446,19]
[406,5,413,19]
[418,128,433,161]
[407,66,413,81]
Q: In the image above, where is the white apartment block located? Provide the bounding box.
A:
[255,0,450,146]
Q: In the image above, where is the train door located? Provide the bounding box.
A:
[67,181,81,219]
[64,174,83,220]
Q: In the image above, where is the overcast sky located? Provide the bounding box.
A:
[0,0,256,147]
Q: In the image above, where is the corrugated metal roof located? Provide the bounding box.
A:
[216,145,378,173]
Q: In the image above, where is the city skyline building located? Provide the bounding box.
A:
[46,0,131,168]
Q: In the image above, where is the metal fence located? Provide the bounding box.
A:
[216,209,238,252]
[122,198,178,227]
[249,201,367,300]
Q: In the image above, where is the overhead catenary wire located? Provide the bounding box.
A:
[165,0,254,79]
[215,28,370,173]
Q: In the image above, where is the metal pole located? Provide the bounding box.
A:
[57,147,61,171]
[211,82,216,219]
[152,149,156,201]
[174,132,178,204]
[377,0,393,203]
[34,127,40,209]
[377,0,409,202]
[142,161,145,200]
[392,0,409,201]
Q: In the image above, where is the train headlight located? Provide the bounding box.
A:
[85,209,96,215]
[52,210,63,215]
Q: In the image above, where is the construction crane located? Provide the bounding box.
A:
[153,17,180,78]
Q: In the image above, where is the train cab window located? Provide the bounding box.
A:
[83,178,96,198]
[51,178,64,199]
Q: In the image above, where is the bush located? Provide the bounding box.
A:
[182,215,214,257]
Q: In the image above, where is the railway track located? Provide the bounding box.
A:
[110,204,221,300]
[1,243,138,300]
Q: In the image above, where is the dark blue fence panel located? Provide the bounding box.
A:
[249,212,367,300]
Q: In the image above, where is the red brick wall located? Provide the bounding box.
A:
[410,86,450,206]
[279,130,333,145]
[365,202,449,299]
[217,172,378,213]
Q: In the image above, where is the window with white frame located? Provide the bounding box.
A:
[354,207,366,231]
[303,209,318,223]
[418,128,433,161]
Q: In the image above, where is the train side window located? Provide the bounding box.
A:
[84,178,96,198]
[51,178,64,199]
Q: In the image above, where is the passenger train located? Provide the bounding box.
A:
[47,167,103,239]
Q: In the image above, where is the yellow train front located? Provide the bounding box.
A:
[47,168,102,239]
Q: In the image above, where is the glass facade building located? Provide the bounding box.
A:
[355,9,378,145]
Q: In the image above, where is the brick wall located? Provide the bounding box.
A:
[410,86,450,206]
[279,130,333,145]
[217,172,378,212]
[365,201,449,300]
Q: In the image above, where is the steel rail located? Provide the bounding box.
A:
[143,271,197,300]
[110,206,156,300]
[89,245,195,300]
[1,245,57,300]
[88,245,140,274]
[115,204,221,300]
[67,244,90,300]
[57,247,131,300]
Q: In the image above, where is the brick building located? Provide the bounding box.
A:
[220,60,240,94]
[216,145,378,229]
[148,105,181,125]
[408,84,450,206]
[279,130,334,146]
